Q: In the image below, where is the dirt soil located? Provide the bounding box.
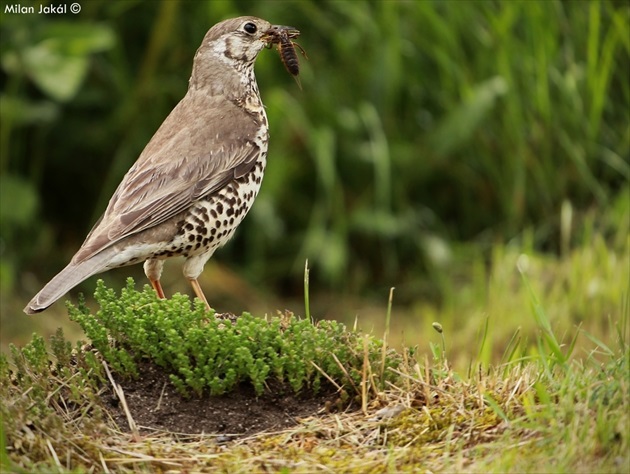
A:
[103,358,342,439]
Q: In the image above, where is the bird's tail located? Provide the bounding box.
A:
[24,249,116,314]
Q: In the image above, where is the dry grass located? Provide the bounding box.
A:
[2,321,627,473]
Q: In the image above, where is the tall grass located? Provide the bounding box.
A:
[2,0,627,312]
[242,1,628,292]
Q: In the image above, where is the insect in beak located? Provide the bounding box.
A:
[263,25,307,87]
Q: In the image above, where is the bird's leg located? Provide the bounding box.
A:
[183,254,213,311]
[189,278,212,312]
[150,279,166,299]
[144,258,166,299]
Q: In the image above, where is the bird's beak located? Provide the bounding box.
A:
[262,25,300,46]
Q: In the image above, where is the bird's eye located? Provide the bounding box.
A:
[243,22,257,34]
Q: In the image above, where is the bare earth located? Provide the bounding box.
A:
[105,359,342,438]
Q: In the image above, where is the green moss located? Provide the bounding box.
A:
[66,278,403,397]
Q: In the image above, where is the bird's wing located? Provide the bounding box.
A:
[72,94,264,263]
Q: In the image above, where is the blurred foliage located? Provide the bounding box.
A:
[1,0,628,307]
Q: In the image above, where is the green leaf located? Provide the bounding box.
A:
[39,23,116,55]
[0,174,38,228]
[0,95,59,126]
[430,76,509,157]
[4,23,115,102]
[22,43,88,102]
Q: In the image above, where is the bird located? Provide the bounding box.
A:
[24,16,297,314]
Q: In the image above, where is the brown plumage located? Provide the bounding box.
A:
[24,17,300,314]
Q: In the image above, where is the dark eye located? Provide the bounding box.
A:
[243,22,257,34]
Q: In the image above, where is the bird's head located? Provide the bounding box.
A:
[190,16,299,93]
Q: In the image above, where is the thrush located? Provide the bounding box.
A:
[24,16,297,314]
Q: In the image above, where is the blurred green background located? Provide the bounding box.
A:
[1,0,628,367]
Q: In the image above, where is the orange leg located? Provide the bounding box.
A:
[149,278,166,299]
[189,278,212,312]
